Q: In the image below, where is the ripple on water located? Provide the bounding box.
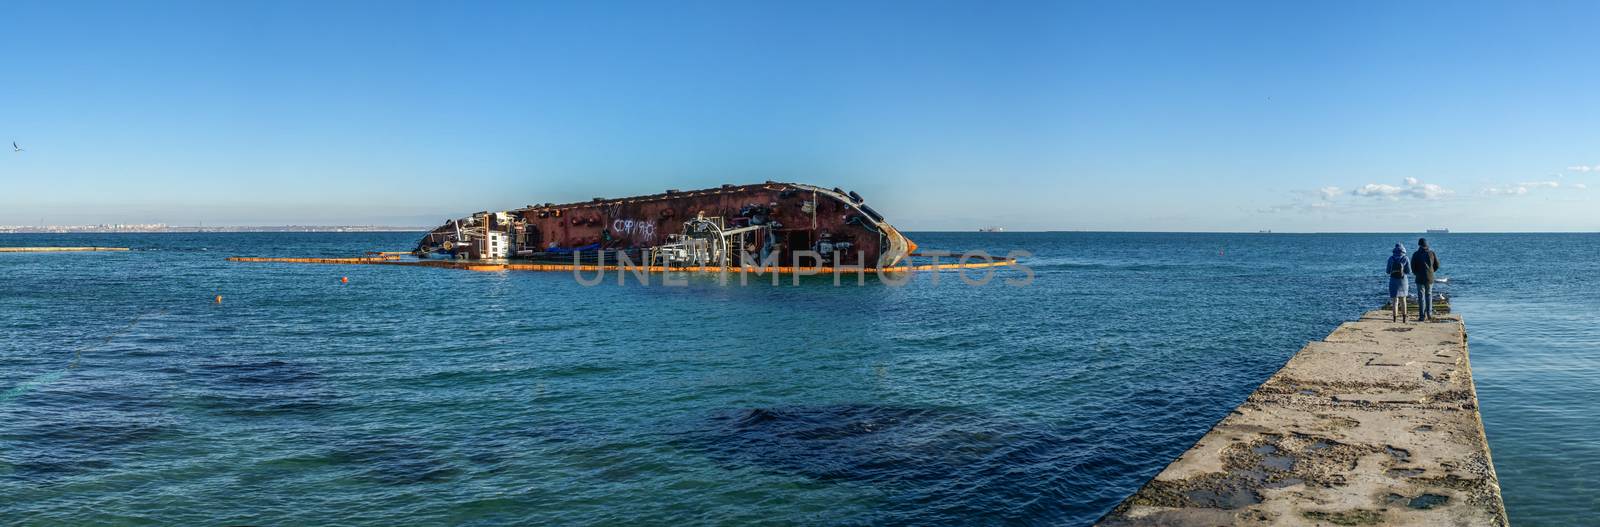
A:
[4,232,1596,525]
[683,404,1154,523]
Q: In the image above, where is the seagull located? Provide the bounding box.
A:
[11,142,21,152]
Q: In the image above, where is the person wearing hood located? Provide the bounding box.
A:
[1412,238,1442,321]
[1386,244,1412,322]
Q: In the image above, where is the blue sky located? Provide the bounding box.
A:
[4,0,1598,231]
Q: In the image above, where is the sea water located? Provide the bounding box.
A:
[1,232,1594,525]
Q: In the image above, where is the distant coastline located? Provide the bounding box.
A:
[0,224,424,234]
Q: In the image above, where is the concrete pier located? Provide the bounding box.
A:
[1099,303,1507,526]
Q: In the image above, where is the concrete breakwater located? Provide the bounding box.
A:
[0,247,130,252]
[1100,301,1507,526]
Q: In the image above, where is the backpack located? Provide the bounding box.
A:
[1387,256,1405,277]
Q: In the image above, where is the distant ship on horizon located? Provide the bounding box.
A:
[1427,228,1450,234]
[978,226,1005,232]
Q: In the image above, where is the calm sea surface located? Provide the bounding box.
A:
[1,232,1594,525]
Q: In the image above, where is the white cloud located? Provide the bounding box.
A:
[1408,182,1453,199]
[1481,180,1587,196]
[1261,185,1349,213]
[1264,179,1454,215]
[1353,183,1403,197]
[1352,178,1453,200]
[1483,186,1530,196]
[1568,165,1597,173]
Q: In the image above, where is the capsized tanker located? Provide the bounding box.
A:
[414,182,917,269]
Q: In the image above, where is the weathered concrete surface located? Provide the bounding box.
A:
[1099,304,1507,526]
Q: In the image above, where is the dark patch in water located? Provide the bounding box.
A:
[191,359,337,417]
[199,359,321,385]
[327,435,462,485]
[2,456,117,482]
[701,405,1015,481]
[23,418,172,447]
[686,404,1121,523]
[203,394,340,417]
[1,411,177,482]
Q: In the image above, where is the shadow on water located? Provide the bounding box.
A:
[246,433,465,487]
[1,395,178,482]
[190,359,343,417]
[327,435,464,485]
[199,359,322,385]
[684,404,1143,524]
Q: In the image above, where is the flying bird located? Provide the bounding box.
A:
[11,142,21,152]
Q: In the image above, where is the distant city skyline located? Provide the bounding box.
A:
[4,1,1599,232]
[0,223,421,233]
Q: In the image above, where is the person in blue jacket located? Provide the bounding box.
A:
[1387,244,1412,322]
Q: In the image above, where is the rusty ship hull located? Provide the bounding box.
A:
[415,182,915,269]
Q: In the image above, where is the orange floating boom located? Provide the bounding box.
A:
[226,255,1017,274]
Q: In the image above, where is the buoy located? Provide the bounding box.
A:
[214,295,223,304]
[340,276,349,284]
